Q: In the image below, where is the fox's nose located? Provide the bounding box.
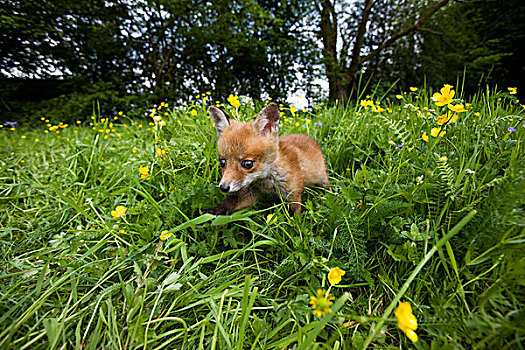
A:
[219,183,230,193]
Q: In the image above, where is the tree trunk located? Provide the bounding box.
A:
[319,0,347,101]
[317,0,452,102]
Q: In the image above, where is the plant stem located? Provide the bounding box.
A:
[362,209,477,349]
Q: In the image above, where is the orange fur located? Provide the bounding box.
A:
[205,103,329,215]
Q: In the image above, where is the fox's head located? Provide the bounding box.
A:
[210,103,280,193]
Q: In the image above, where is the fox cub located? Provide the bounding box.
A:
[204,102,329,215]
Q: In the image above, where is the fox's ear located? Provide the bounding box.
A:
[254,103,279,137]
[209,106,231,139]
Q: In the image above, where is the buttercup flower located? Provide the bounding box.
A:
[508,87,517,95]
[396,94,403,100]
[266,213,277,224]
[394,302,418,342]
[111,206,127,220]
[290,104,297,117]
[432,84,455,106]
[190,109,197,116]
[448,104,466,113]
[437,112,458,125]
[409,87,418,92]
[360,99,374,108]
[439,155,448,162]
[160,230,173,241]
[328,267,346,286]
[310,289,335,317]
[431,127,446,138]
[421,132,429,142]
[227,94,241,108]
[139,166,149,179]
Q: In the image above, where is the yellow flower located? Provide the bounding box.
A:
[394,302,418,342]
[190,109,197,116]
[409,87,418,92]
[328,267,346,286]
[432,84,455,106]
[360,99,374,108]
[111,206,127,220]
[153,115,162,122]
[160,230,173,241]
[508,87,517,95]
[372,105,385,113]
[227,94,241,108]
[474,112,480,117]
[448,104,466,113]
[290,104,297,116]
[309,289,334,317]
[439,155,448,163]
[396,94,403,100]
[266,213,277,224]
[437,112,458,125]
[421,132,429,142]
[295,122,300,127]
[430,127,446,138]
[156,148,167,160]
[139,166,149,179]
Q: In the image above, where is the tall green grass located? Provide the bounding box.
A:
[0,86,524,349]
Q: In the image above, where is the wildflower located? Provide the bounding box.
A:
[295,122,300,127]
[448,104,466,113]
[508,126,516,132]
[309,289,335,317]
[437,112,458,125]
[394,302,418,342]
[432,84,455,106]
[397,142,403,149]
[474,112,480,117]
[119,229,126,234]
[153,115,162,123]
[439,155,448,162]
[508,87,517,95]
[360,99,374,108]
[139,166,149,179]
[227,94,241,108]
[430,127,446,138]
[156,148,167,159]
[306,119,311,125]
[409,87,418,92]
[328,267,346,286]
[421,132,429,142]
[396,95,403,100]
[314,121,323,127]
[372,105,385,113]
[111,206,127,220]
[266,213,277,224]
[290,104,297,116]
[389,140,396,146]
[160,230,173,241]
[191,109,197,116]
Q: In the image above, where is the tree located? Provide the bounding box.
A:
[314,0,452,101]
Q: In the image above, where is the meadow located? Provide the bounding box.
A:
[0,84,524,349]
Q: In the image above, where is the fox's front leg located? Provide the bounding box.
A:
[203,188,258,216]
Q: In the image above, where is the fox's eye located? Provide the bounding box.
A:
[241,160,254,169]
[219,159,226,168]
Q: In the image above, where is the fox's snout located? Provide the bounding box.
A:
[219,183,230,193]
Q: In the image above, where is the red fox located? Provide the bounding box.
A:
[204,102,329,215]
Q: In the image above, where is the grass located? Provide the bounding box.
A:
[0,85,524,349]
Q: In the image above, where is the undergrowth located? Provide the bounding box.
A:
[0,86,524,349]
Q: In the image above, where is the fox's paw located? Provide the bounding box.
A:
[202,207,230,216]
